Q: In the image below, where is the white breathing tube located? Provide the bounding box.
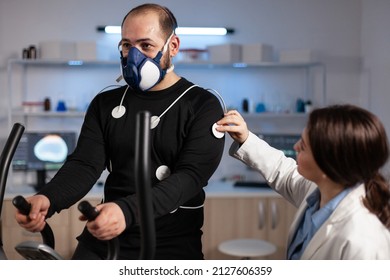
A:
[111,85,130,119]
[170,204,205,213]
[112,84,199,127]
[149,86,227,130]
[205,88,227,139]
[150,84,198,129]
[111,84,227,136]
[205,88,227,114]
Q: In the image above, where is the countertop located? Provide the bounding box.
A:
[204,181,279,198]
[3,180,280,200]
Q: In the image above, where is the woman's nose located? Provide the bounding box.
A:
[293,141,300,152]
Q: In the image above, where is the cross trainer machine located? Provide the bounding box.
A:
[1,111,155,260]
[0,123,25,260]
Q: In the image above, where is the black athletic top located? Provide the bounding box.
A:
[39,78,224,248]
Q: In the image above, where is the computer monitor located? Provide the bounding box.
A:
[234,133,301,189]
[258,133,300,159]
[12,131,77,190]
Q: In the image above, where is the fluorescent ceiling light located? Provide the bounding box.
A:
[104,25,121,34]
[97,26,234,36]
[176,27,233,35]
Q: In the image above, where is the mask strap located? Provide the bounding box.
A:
[161,32,175,75]
[162,32,175,53]
[166,64,174,73]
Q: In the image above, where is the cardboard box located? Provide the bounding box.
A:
[176,48,208,63]
[242,43,274,63]
[39,41,75,60]
[279,49,316,63]
[75,41,97,60]
[207,43,241,64]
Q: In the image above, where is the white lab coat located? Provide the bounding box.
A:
[229,132,390,259]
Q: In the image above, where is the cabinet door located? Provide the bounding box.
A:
[266,196,297,259]
[202,196,269,260]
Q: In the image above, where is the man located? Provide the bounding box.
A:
[15,3,225,260]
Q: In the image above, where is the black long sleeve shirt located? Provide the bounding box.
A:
[39,78,225,231]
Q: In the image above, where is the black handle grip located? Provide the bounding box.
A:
[78,200,99,221]
[12,195,31,216]
[77,200,119,260]
[12,195,55,249]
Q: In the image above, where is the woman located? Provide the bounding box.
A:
[216,104,390,259]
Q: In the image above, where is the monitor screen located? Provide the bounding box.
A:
[257,133,300,159]
[12,131,77,171]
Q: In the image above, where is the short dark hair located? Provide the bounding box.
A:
[121,3,178,39]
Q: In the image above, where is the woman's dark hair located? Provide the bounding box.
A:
[121,3,178,40]
[307,104,390,228]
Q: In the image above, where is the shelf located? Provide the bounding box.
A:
[175,60,324,69]
[7,59,325,123]
[8,58,324,69]
[7,59,119,67]
[12,110,85,118]
[11,111,307,120]
[242,112,309,119]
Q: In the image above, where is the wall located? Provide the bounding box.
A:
[361,1,390,129]
[2,0,388,179]
[361,0,390,174]
[0,0,363,107]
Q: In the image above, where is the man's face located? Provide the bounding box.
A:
[119,11,171,68]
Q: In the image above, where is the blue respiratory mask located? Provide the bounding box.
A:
[120,33,173,91]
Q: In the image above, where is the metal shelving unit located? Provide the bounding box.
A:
[7,59,326,129]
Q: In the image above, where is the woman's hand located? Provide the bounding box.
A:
[81,202,126,241]
[216,110,250,144]
[15,194,50,232]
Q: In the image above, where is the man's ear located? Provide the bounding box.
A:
[169,35,180,57]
